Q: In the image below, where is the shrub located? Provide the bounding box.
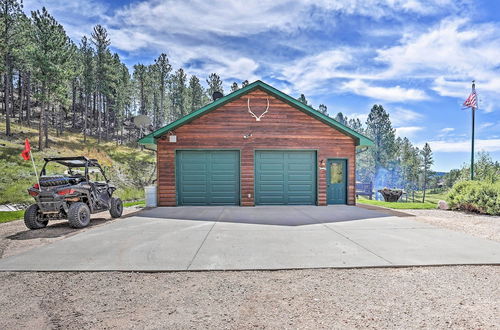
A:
[447,180,500,215]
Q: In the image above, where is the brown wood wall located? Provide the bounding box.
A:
[157,88,356,206]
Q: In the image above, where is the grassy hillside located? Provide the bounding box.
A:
[0,122,155,205]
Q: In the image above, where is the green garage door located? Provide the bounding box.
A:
[176,150,240,206]
[255,151,316,205]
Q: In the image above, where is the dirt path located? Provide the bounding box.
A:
[0,207,142,259]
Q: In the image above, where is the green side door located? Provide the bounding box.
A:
[176,150,240,206]
[255,151,316,205]
[327,159,347,204]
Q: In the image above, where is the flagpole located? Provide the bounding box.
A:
[30,150,40,189]
[471,107,475,180]
[471,80,475,180]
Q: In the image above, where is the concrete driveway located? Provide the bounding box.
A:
[0,205,499,271]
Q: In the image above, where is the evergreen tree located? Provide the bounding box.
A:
[206,73,223,99]
[297,93,308,105]
[365,104,396,190]
[79,35,94,142]
[187,75,204,113]
[241,80,249,87]
[154,53,171,126]
[334,112,347,125]
[171,68,187,118]
[347,118,363,133]
[318,104,327,115]
[1,0,23,136]
[230,82,239,92]
[31,7,72,149]
[133,64,147,115]
[421,143,433,202]
[91,24,111,142]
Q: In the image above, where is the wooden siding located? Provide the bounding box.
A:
[157,88,356,206]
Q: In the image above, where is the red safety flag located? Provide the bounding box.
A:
[21,138,31,160]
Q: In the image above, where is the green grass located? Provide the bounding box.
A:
[357,198,437,209]
[408,191,448,204]
[0,210,24,223]
[123,200,145,207]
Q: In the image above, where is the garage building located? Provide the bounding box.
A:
[138,80,373,206]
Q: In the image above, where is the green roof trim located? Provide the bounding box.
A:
[138,80,374,147]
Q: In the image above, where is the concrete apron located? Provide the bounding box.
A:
[0,205,499,271]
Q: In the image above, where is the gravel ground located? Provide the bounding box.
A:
[0,206,142,259]
[402,209,500,242]
[0,207,498,329]
[0,266,498,329]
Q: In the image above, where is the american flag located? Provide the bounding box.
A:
[463,84,477,109]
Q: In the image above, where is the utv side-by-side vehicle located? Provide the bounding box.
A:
[24,156,123,230]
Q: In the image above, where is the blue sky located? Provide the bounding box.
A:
[23,0,500,171]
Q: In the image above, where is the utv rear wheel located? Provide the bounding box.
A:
[110,198,123,218]
[68,202,91,228]
[24,204,48,230]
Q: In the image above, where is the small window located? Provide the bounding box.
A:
[330,163,343,184]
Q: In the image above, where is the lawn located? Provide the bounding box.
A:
[357,198,437,209]
[0,210,24,223]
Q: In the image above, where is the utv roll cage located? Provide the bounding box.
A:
[40,156,109,182]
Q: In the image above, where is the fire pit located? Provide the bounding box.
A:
[378,188,403,202]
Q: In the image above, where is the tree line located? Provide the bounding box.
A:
[0,0,235,150]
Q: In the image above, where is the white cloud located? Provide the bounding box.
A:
[480,122,494,129]
[341,79,428,102]
[427,139,500,152]
[389,107,424,126]
[395,126,424,138]
[440,127,455,133]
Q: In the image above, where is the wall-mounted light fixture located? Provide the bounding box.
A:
[320,159,326,167]
[168,131,177,143]
[243,132,253,139]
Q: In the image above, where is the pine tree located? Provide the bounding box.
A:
[230,82,239,92]
[297,94,308,105]
[421,143,433,202]
[31,7,72,149]
[334,112,347,125]
[154,53,171,126]
[206,73,223,99]
[348,118,363,133]
[80,36,94,142]
[133,64,147,115]
[318,104,327,115]
[241,80,249,87]
[91,24,110,143]
[1,0,23,136]
[187,75,204,113]
[365,104,396,191]
[171,68,187,118]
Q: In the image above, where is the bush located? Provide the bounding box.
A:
[447,180,500,215]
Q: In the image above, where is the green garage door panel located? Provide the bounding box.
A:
[176,151,240,206]
[255,151,316,205]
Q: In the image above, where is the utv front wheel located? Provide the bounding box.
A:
[110,198,123,218]
[24,204,48,230]
[68,202,91,228]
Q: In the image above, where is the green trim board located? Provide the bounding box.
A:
[138,80,374,147]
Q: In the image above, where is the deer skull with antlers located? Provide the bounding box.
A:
[247,97,269,121]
